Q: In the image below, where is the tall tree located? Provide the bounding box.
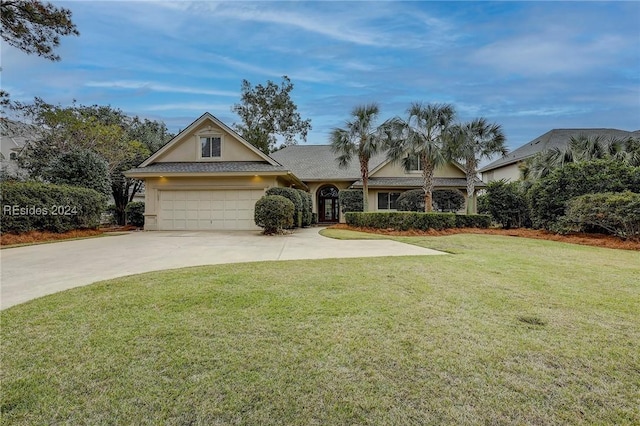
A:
[14,99,173,224]
[385,102,456,212]
[232,76,312,154]
[1,0,79,61]
[448,118,507,214]
[330,103,385,212]
[524,134,640,180]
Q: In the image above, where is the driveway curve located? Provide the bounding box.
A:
[1,227,444,309]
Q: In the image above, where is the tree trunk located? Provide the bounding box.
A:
[422,156,434,212]
[360,156,369,212]
[465,160,477,215]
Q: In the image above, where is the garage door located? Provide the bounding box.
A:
[158,189,264,230]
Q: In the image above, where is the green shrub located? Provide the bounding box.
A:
[397,189,424,212]
[397,189,465,212]
[454,214,491,228]
[41,148,111,195]
[528,159,640,230]
[125,201,145,227]
[559,191,640,240]
[433,189,465,212]
[266,187,303,228]
[338,189,364,213]
[254,195,295,234]
[297,189,312,227]
[481,180,530,229]
[1,181,106,234]
[345,212,456,231]
[311,212,318,225]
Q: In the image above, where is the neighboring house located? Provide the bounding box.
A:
[126,112,484,231]
[480,128,640,183]
[0,118,40,177]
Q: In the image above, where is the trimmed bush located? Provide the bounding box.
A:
[297,189,312,227]
[338,189,364,213]
[397,189,424,212]
[559,191,640,240]
[125,201,145,227]
[481,180,530,229]
[433,189,465,212]
[397,189,465,212]
[454,214,491,229]
[345,212,456,231]
[254,195,295,234]
[528,160,640,230]
[266,187,303,228]
[1,181,106,234]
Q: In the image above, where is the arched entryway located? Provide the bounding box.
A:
[317,185,340,223]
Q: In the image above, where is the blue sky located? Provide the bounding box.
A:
[2,1,639,154]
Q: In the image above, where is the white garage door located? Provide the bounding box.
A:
[159,189,264,230]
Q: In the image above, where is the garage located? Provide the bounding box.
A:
[158,189,264,230]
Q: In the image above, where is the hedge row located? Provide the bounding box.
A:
[1,181,106,234]
[345,212,490,231]
[559,191,640,240]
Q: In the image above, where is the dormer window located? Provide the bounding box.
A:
[200,136,221,158]
[407,154,421,172]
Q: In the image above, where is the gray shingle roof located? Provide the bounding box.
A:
[270,145,388,180]
[126,161,287,174]
[351,177,485,188]
[480,128,640,172]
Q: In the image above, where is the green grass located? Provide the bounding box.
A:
[2,233,639,425]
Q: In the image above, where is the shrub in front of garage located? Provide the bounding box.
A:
[125,202,145,228]
[254,195,295,234]
[266,187,303,228]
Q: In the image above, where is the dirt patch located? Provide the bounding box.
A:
[0,226,138,247]
[328,224,640,251]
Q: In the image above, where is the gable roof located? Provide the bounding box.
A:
[480,128,640,173]
[139,112,279,167]
[270,145,389,181]
[0,118,42,158]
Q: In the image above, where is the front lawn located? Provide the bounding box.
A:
[2,234,639,424]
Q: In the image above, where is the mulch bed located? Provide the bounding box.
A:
[2,225,638,251]
[0,226,138,246]
[328,224,640,251]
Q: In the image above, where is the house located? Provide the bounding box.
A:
[126,112,484,231]
[479,128,640,183]
[0,118,41,178]
[270,145,480,223]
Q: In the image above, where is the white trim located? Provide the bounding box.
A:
[139,112,280,167]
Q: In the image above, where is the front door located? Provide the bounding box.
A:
[318,185,340,223]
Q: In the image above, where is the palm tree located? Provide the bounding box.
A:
[385,102,456,212]
[524,134,640,179]
[449,118,506,213]
[330,103,385,211]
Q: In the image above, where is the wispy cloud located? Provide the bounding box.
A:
[144,102,233,112]
[85,80,238,97]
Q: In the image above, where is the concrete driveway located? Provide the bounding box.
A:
[0,227,444,310]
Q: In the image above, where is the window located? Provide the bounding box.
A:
[407,154,421,171]
[378,192,401,210]
[200,136,221,158]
